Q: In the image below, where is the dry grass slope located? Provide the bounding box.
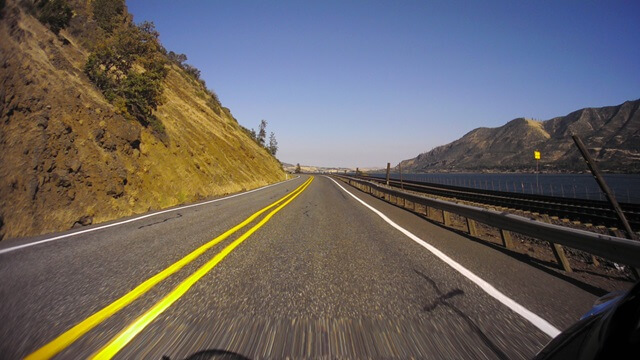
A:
[0,1,285,240]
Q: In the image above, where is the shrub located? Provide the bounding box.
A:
[92,0,124,33]
[167,51,187,65]
[120,71,164,124]
[85,20,167,132]
[182,63,201,80]
[36,0,72,34]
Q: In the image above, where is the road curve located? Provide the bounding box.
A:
[0,175,598,359]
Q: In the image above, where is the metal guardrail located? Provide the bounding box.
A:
[360,175,640,231]
[336,175,640,270]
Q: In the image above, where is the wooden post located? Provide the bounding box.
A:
[399,163,404,190]
[552,243,572,272]
[540,214,572,272]
[386,162,390,185]
[466,218,478,237]
[443,211,452,227]
[500,229,514,249]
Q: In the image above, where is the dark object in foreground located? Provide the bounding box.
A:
[163,349,250,360]
[535,281,640,359]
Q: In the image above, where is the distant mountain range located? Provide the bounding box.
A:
[399,99,640,173]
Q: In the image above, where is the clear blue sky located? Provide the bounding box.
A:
[127,1,640,168]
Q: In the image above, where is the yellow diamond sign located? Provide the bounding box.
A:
[534,150,541,160]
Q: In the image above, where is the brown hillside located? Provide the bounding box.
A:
[0,1,285,240]
[400,100,640,173]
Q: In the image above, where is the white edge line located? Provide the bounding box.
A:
[326,176,561,338]
[0,176,302,255]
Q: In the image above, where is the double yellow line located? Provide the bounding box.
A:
[28,177,313,360]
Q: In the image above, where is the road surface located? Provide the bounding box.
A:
[0,175,598,359]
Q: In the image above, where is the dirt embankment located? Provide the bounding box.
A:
[0,3,285,240]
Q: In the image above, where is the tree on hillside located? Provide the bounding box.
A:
[295,163,301,173]
[167,51,187,65]
[92,0,125,33]
[257,120,267,146]
[268,132,278,156]
[36,0,73,34]
[85,20,167,128]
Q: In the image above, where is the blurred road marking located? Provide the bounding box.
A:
[0,176,300,255]
[91,177,314,359]
[327,176,561,338]
[25,177,311,360]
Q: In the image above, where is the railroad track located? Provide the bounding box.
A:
[358,175,640,232]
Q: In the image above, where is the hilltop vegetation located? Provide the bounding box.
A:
[0,0,285,240]
[400,100,640,173]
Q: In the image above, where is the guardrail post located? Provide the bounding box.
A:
[500,229,514,249]
[552,243,572,273]
[466,218,478,237]
[443,211,453,227]
[386,162,390,185]
[540,214,572,272]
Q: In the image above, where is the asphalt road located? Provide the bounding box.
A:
[0,175,599,359]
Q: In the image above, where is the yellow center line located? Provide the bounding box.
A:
[26,177,312,360]
[91,177,314,359]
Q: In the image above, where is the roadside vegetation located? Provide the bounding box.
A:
[31,0,282,151]
[247,119,279,156]
[2,0,285,239]
[84,0,168,138]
